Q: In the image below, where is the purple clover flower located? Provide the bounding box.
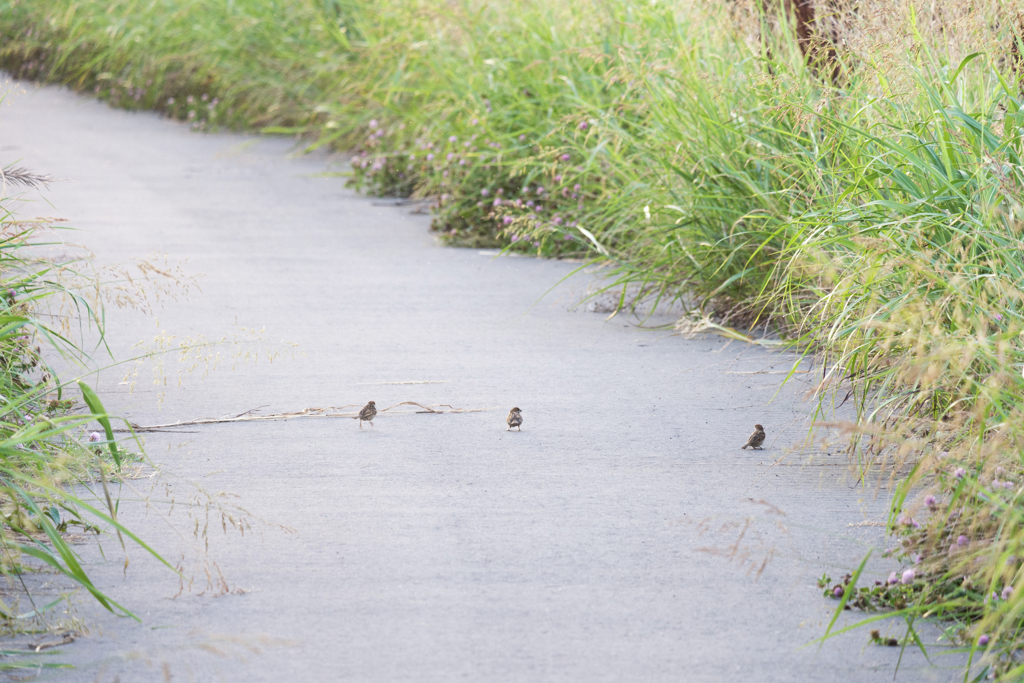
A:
[924,495,936,507]
[426,153,434,161]
[832,585,844,598]
[887,572,899,585]
[449,136,457,143]
[472,118,479,125]
[510,234,519,242]
[88,432,102,443]
[578,121,589,130]
[481,189,490,197]
[519,134,526,141]
[957,535,970,547]
[493,198,502,207]
[560,153,571,161]
[901,568,915,584]
[979,634,990,646]
[1003,586,1014,600]
[502,216,513,225]
[954,467,966,479]
[554,175,562,182]
[447,153,454,161]
[369,119,378,129]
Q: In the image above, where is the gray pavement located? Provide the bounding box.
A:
[2,80,962,681]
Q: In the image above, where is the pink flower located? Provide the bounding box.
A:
[901,568,915,584]
[449,136,457,143]
[578,121,589,130]
[979,634,990,646]
[1002,586,1014,600]
[510,234,519,242]
[447,153,454,161]
[471,118,479,125]
[832,585,844,598]
[574,183,582,191]
[426,153,434,161]
[954,467,966,479]
[369,119,378,129]
[554,175,562,182]
[561,153,571,161]
[957,535,969,547]
[519,134,526,141]
[493,198,502,206]
[88,432,102,443]
[502,216,513,225]
[887,571,899,585]
[924,495,936,507]
[481,189,490,196]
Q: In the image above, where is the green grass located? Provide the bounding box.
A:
[0,168,179,663]
[6,0,1024,677]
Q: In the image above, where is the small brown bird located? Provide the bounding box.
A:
[506,407,523,431]
[741,424,766,450]
[356,401,377,429]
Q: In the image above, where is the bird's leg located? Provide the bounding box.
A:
[517,425,521,431]
[359,420,363,430]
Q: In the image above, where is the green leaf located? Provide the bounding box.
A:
[948,52,984,86]
[77,381,120,469]
[820,550,872,647]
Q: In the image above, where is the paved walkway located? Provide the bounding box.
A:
[3,81,958,681]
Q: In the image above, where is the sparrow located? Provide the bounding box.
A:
[356,401,377,429]
[741,424,766,450]
[506,407,523,431]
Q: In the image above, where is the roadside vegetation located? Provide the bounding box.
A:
[0,167,176,670]
[5,0,1024,677]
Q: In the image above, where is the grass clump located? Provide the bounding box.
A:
[0,169,180,664]
[11,0,1024,677]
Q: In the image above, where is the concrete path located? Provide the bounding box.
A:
[3,80,959,682]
